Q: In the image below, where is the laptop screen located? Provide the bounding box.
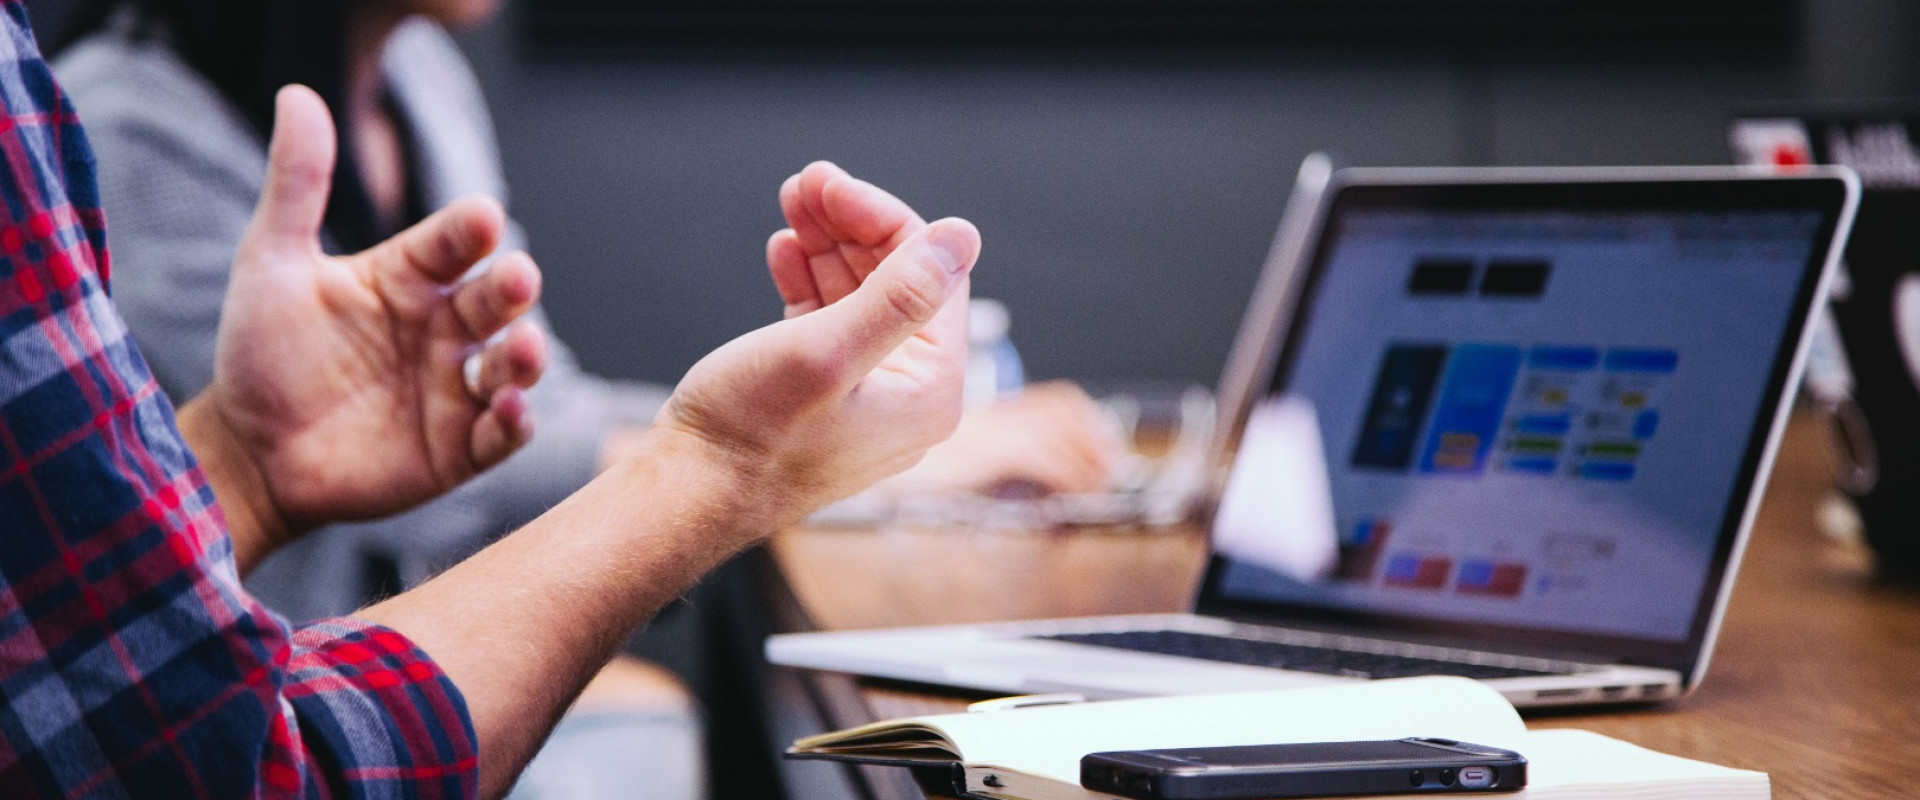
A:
[1202,176,1850,670]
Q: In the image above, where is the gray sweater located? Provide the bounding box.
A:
[56,18,671,621]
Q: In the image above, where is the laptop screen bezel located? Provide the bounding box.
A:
[1194,169,1855,679]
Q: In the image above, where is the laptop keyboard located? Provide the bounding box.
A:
[1036,629,1565,680]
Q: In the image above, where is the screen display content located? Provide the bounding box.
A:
[1212,202,1824,645]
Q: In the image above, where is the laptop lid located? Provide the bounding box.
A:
[1196,167,1858,684]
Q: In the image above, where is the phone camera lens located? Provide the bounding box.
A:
[1439,768,1457,786]
[1408,770,1424,787]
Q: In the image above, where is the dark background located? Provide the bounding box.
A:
[23,0,1920,392]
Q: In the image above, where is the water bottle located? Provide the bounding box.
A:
[965,298,1024,408]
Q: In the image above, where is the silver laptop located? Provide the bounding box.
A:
[768,164,1859,708]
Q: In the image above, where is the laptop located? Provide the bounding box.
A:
[768,164,1859,708]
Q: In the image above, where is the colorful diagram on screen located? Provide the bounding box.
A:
[1495,346,1598,476]
[1338,513,1535,599]
[1570,349,1677,482]
[1353,340,1676,484]
[1417,344,1524,476]
[1343,341,1676,601]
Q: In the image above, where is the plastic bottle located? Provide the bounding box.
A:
[965,298,1024,409]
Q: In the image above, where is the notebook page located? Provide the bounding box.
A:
[1519,730,1768,799]
[931,677,1528,782]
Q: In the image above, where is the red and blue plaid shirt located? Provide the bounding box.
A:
[0,4,478,798]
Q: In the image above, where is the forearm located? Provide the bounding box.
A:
[355,426,774,800]
[175,393,293,575]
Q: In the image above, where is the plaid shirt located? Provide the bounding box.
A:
[0,5,478,799]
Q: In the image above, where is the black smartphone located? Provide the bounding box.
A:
[1080,738,1526,800]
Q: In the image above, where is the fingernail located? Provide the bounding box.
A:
[926,222,976,276]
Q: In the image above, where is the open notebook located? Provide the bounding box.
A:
[788,678,1766,800]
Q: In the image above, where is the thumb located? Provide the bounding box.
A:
[243,85,336,255]
[797,217,979,382]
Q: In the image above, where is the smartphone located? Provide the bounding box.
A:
[1080,738,1527,800]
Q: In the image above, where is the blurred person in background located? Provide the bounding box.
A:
[50,0,1121,797]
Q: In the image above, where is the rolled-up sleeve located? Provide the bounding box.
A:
[282,620,478,798]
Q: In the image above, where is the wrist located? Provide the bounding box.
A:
[176,392,299,573]
[609,424,792,547]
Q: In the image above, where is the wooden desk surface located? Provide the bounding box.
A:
[769,413,1920,799]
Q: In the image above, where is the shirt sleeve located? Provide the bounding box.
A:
[282,620,479,798]
[0,7,479,797]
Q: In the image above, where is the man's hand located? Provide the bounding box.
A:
[362,166,974,796]
[650,162,978,529]
[178,86,547,570]
[766,161,927,317]
[767,162,1122,498]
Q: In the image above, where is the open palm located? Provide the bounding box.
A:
[199,87,547,539]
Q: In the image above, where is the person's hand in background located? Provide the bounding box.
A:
[884,380,1124,496]
[177,86,548,572]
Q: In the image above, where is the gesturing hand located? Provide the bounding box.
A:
[766,162,1123,499]
[767,161,927,318]
[181,86,547,564]
[652,162,977,529]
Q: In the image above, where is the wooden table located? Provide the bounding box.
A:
[764,412,1920,799]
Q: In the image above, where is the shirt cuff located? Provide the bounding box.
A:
[283,618,479,798]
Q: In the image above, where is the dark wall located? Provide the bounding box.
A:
[26,0,1920,389]
[457,0,1919,390]
[479,46,1466,390]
